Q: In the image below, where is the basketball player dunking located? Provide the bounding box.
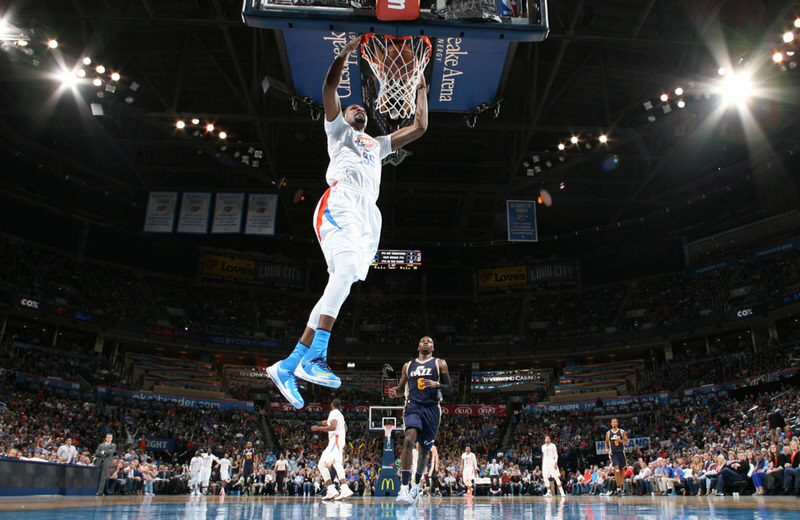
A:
[268,35,428,409]
[388,336,452,505]
[605,418,630,495]
[312,399,354,501]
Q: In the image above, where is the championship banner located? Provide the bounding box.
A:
[478,265,527,288]
[176,192,211,234]
[595,437,650,455]
[97,386,254,411]
[201,254,255,281]
[527,263,578,286]
[471,369,549,391]
[143,191,178,233]
[507,200,538,242]
[429,38,509,111]
[282,31,363,107]
[244,194,279,236]
[211,193,245,234]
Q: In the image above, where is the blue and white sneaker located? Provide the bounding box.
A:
[267,361,304,409]
[294,358,341,389]
[408,484,420,505]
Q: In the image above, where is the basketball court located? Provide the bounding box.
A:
[1,495,798,519]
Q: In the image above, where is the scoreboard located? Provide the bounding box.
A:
[371,249,422,270]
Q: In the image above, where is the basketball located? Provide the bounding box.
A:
[385,42,415,80]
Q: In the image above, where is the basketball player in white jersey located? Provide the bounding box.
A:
[461,446,478,497]
[200,449,219,495]
[312,399,354,500]
[542,435,564,496]
[189,450,204,496]
[268,34,429,409]
[218,453,232,495]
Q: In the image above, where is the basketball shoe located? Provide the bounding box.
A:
[267,361,304,409]
[295,358,341,389]
[335,484,354,500]
[323,485,339,500]
[396,485,410,503]
[408,483,420,505]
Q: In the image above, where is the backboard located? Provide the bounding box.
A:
[243,0,549,118]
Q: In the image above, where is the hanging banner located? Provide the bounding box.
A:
[244,193,279,236]
[176,192,212,234]
[429,38,509,111]
[211,193,245,234]
[282,30,363,107]
[143,191,178,233]
[507,200,538,242]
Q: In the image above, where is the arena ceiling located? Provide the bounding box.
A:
[1,0,799,260]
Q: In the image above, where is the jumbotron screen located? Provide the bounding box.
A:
[371,249,422,270]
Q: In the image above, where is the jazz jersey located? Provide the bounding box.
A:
[608,429,625,454]
[405,357,441,407]
[324,112,392,200]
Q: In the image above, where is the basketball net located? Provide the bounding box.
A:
[382,424,394,438]
[361,34,431,120]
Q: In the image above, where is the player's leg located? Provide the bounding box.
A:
[320,459,339,499]
[408,405,440,503]
[397,422,419,503]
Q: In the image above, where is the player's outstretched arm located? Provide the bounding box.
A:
[323,35,363,122]
[389,75,428,151]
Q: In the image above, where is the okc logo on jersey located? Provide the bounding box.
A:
[355,135,377,151]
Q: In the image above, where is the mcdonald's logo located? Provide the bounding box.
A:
[380,478,395,491]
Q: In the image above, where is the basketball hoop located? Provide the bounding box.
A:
[382,424,394,438]
[361,34,431,120]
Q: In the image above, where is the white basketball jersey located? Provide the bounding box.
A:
[542,443,558,463]
[327,408,346,446]
[324,112,392,200]
[462,452,477,470]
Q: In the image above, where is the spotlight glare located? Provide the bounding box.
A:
[95,65,105,74]
[176,120,186,129]
[676,99,686,109]
[47,39,58,49]
[717,67,726,76]
[82,57,91,65]
[219,131,227,140]
[795,18,800,29]
[773,52,784,63]
[92,78,102,87]
[660,93,669,102]
[206,123,214,132]
[75,68,86,78]
[570,136,579,144]
[17,39,27,47]
[557,143,565,151]
[598,134,608,144]
[191,118,200,125]
[111,72,120,81]
[57,69,76,87]
[783,31,794,43]
[674,87,684,96]
[718,72,753,106]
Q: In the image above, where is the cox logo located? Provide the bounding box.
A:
[455,407,473,416]
[737,308,753,318]
[478,407,494,416]
[20,298,39,309]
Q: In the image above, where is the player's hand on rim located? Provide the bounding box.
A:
[340,34,363,56]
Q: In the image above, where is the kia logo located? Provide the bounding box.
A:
[478,407,494,415]
[455,407,472,416]
[354,406,368,412]
[441,408,450,415]
[307,406,322,412]
[20,298,39,309]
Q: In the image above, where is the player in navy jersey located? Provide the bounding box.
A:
[605,418,629,495]
[388,336,452,504]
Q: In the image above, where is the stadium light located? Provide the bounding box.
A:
[47,39,58,49]
[677,99,686,109]
[717,72,753,106]
[92,78,102,87]
[773,52,783,63]
[557,143,565,151]
[570,136,578,144]
[82,57,91,65]
[795,18,800,28]
[176,120,186,129]
[191,118,200,125]
[95,65,105,74]
[674,87,684,96]
[598,134,608,144]
[218,131,227,140]
[206,123,214,132]
[660,93,668,102]
[783,31,794,43]
[110,72,120,81]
